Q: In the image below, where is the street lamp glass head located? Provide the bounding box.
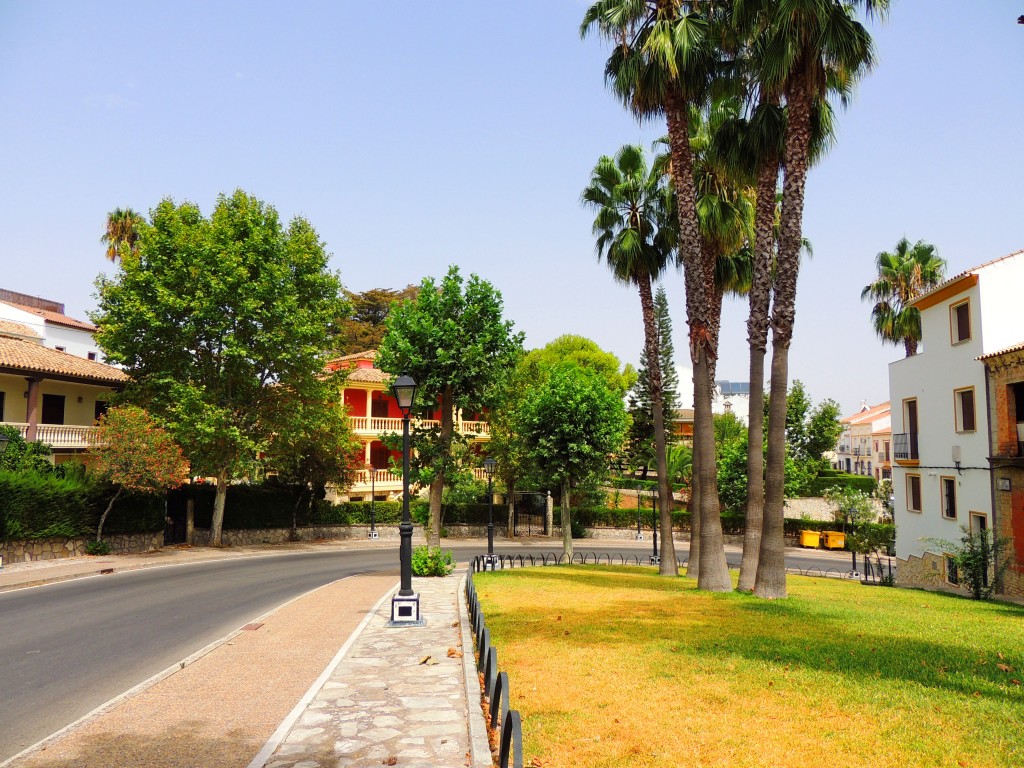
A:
[483,457,496,478]
[391,374,417,414]
[0,433,9,454]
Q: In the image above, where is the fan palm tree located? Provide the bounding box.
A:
[741,0,889,599]
[861,238,945,357]
[582,144,679,575]
[101,208,143,262]
[583,1,733,590]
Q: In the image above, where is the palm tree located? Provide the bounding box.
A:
[583,1,733,591]
[582,144,679,575]
[743,0,889,599]
[102,208,143,262]
[861,238,946,356]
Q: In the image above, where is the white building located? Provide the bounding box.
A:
[0,289,125,459]
[889,249,1024,591]
[834,402,891,480]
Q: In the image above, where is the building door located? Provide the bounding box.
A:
[970,513,989,588]
[41,394,65,424]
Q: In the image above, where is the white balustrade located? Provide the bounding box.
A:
[4,422,98,449]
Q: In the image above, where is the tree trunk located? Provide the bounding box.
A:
[694,351,731,591]
[561,477,573,557]
[211,469,228,547]
[737,161,777,592]
[637,275,678,575]
[754,70,814,599]
[663,87,712,581]
[428,384,455,548]
[904,337,917,357]
[185,494,194,545]
[96,486,123,542]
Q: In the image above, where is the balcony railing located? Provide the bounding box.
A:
[893,432,919,461]
[4,422,98,450]
[347,416,490,438]
[349,466,490,491]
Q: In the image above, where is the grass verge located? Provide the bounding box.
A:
[474,566,1024,768]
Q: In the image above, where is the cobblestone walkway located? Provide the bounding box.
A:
[258,574,478,768]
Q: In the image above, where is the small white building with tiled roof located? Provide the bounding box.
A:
[0,289,125,458]
[834,401,891,480]
[888,248,1024,594]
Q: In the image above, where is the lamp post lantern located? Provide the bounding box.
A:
[0,433,10,455]
[388,374,423,626]
[483,457,498,570]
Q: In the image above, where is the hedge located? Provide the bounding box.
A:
[169,484,310,530]
[0,470,166,541]
[809,473,877,496]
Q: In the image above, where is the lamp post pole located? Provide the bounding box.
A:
[368,463,377,538]
[389,374,422,625]
[484,457,497,569]
[651,488,659,564]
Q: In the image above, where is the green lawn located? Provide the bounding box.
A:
[474,566,1024,768]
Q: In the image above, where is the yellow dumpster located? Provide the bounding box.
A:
[822,530,846,550]
[800,530,821,549]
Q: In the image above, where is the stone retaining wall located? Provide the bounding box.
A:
[188,525,429,547]
[0,532,163,565]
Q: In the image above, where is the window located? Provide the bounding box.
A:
[55,345,66,352]
[945,556,959,585]
[950,300,971,344]
[955,387,976,432]
[907,474,922,512]
[87,351,97,361]
[941,477,957,519]
[94,400,109,422]
[0,390,4,421]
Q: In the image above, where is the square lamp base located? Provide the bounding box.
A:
[635,533,644,540]
[367,530,379,539]
[649,555,661,565]
[482,554,501,571]
[388,593,424,627]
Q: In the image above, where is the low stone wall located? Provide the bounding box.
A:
[0,532,163,565]
[784,496,885,522]
[896,552,972,596]
[189,525,429,547]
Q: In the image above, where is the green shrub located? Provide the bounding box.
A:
[411,545,454,576]
[0,470,94,540]
[85,540,112,555]
[810,473,877,496]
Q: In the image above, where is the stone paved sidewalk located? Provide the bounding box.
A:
[255,571,487,768]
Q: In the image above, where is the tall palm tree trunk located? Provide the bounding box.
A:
[665,92,730,592]
[637,275,678,574]
[755,73,814,599]
[738,162,777,592]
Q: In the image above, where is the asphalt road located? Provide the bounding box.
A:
[0,541,852,762]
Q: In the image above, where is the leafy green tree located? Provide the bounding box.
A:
[522,334,636,398]
[861,238,946,357]
[88,406,189,542]
[519,362,627,556]
[376,266,523,547]
[335,285,420,355]
[263,378,363,536]
[582,144,680,574]
[94,190,346,546]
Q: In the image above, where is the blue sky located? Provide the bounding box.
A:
[1,1,1021,416]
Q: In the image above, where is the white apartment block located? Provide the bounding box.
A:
[889,249,1024,592]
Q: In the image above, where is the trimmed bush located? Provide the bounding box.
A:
[0,470,93,540]
[810,473,877,496]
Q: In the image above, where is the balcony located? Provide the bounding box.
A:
[347,416,490,439]
[347,466,491,494]
[893,432,919,463]
[4,422,98,450]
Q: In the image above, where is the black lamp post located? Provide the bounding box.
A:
[483,457,497,570]
[650,488,659,565]
[389,373,422,625]
[0,434,9,455]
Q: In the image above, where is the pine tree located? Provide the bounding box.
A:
[626,285,679,475]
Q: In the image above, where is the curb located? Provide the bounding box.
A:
[459,571,494,768]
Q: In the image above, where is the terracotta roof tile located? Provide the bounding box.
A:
[978,341,1024,361]
[0,300,98,332]
[0,337,127,384]
[346,367,390,384]
[0,319,42,340]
